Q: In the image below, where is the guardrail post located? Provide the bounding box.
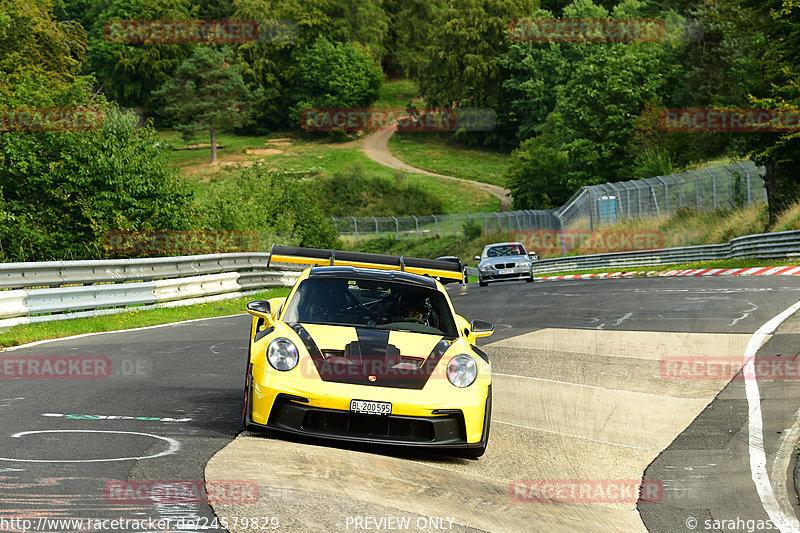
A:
[392,216,399,238]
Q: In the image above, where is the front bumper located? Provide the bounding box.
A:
[259,394,472,447]
[479,268,532,283]
[249,364,490,447]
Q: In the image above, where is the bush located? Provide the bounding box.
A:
[196,165,339,249]
[318,164,444,216]
[462,220,483,240]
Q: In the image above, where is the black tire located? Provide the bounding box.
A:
[479,279,488,287]
[242,364,254,430]
[461,271,468,286]
[525,276,534,283]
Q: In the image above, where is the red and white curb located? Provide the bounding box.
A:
[535,265,800,282]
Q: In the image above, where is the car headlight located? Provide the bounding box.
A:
[479,264,494,271]
[267,338,299,371]
[446,354,477,387]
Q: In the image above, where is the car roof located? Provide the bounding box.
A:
[307,266,438,289]
[484,242,524,248]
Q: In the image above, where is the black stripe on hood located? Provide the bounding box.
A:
[290,324,448,390]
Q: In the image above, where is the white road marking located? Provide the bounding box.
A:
[0,430,180,463]
[771,417,800,526]
[743,300,800,533]
[730,301,759,326]
[493,372,685,400]
[491,420,660,451]
[1,314,245,352]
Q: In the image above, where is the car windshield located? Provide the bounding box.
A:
[486,244,525,257]
[282,277,458,338]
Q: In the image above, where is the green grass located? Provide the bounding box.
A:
[375,79,422,108]
[0,288,290,349]
[161,130,500,214]
[387,132,510,186]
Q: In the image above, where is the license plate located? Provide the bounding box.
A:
[350,399,391,416]
[498,269,514,275]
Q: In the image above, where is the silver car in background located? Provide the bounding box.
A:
[474,242,537,287]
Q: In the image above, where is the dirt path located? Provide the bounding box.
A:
[362,124,512,210]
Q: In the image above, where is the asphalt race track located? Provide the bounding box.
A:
[3,277,800,532]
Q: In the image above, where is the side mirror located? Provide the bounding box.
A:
[528,252,539,261]
[246,300,271,320]
[474,255,481,261]
[470,319,494,338]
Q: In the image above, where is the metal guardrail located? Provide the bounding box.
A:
[0,254,300,329]
[0,253,273,289]
[531,230,800,275]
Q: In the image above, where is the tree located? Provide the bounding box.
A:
[734,0,800,223]
[87,0,196,109]
[419,0,535,107]
[1,105,194,261]
[154,46,263,163]
[292,36,382,125]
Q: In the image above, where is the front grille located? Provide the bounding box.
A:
[267,395,467,445]
[303,410,435,442]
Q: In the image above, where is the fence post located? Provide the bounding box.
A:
[372,216,379,237]
[484,213,488,233]
[687,170,701,210]
[722,166,735,208]
[656,176,668,214]
[736,162,752,205]
[412,215,419,237]
[352,216,358,238]
[392,216,399,238]
[706,168,717,210]
[433,214,439,235]
[451,214,457,236]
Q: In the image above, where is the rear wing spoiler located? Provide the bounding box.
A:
[267,245,463,281]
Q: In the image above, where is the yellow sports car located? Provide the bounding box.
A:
[242,246,494,458]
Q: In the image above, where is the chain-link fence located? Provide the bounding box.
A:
[333,161,767,239]
[556,161,766,230]
[333,210,560,239]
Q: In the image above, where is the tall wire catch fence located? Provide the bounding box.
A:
[333,161,767,239]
